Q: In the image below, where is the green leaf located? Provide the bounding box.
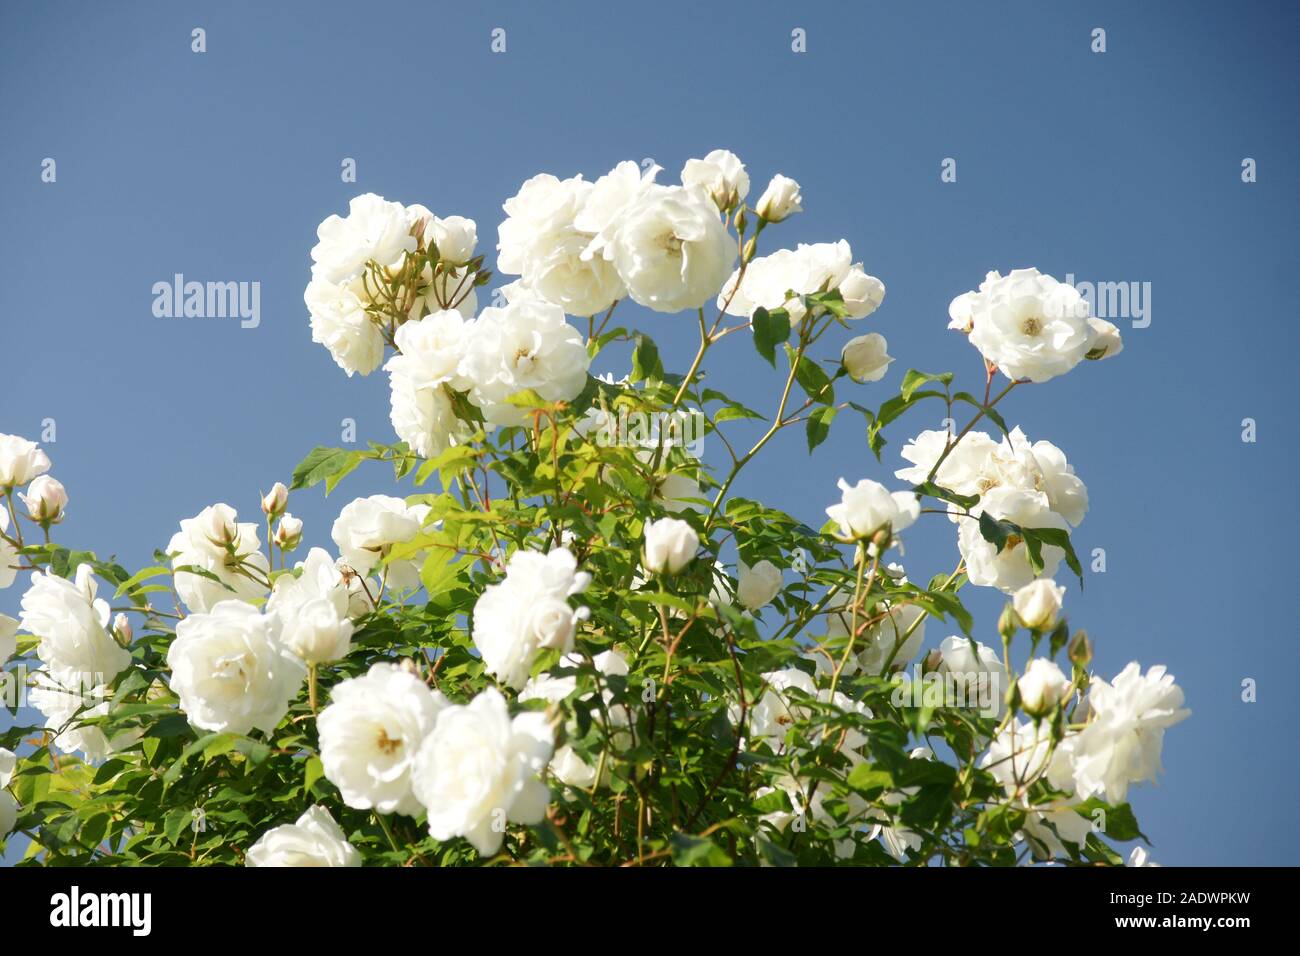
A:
[806,404,837,451]
[900,369,953,402]
[977,511,1018,553]
[789,347,835,404]
[669,833,733,867]
[751,307,790,367]
[630,332,664,382]
[291,446,361,491]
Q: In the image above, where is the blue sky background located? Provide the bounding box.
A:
[2,0,1296,865]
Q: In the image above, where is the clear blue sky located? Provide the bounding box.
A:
[2,0,1296,865]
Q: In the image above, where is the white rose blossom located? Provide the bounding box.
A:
[167,503,271,613]
[720,241,884,323]
[471,547,591,690]
[27,670,141,763]
[0,510,18,590]
[601,184,734,313]
[460,297,591,427]
[317,662,447,816]
[937,635,1008,714]
[957,487,1069,593]
[166,601,305,735]
[310,193,415,285]
[497,171,626,317]
[305,275,384,377]
[384,309,474,458]
[0,433,51,489]
[19,564,131,684]
[951,268,1100,383]
[265,547,356,664]
[1049,663,1190,804]
[411,687,554,855]
[681,149,749,211]
[245,806,361,867]
[825,478,919,545]
[331,495,432,591]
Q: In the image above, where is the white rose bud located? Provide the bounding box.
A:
[19,476,68,525]
[643,517,700,575]
[113,612,133,644]
[838,266,886,319]
[261,482,289,518]
[431,215,478,265]
[841,333,894,383]
[755,174,803,223]
[736,559,782,611]
[1086,318,1124,360]
[275,514,304,552]
[1012,578,1066,631]
[0,433,51,490]
[1017,658,1069,718]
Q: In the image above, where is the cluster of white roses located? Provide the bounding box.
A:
[981,581,1189,860]
[896,424,1089,593]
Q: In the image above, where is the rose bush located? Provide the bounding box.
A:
[0,150,1185,867]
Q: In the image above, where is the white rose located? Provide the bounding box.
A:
[167,504,271,613]
[719,241,881,323]
[472,548,590,690]
[497,174,592,274]
[167,601,304,735]
[938,635,1008,713]
[894,429,1001,502]
[754,174,803,222]
[1017,658,1069,717]
[330,495,431,590]
[318,662,447,816]
[841,333,893,383]
[1086,318,1124,360]
[310,193,415,285]
[266,548,356,664]
[1012,578,1066,631]
[825,478,919,543]
[1052,663,1189,804]
[681,149,749,211]
[460,298,591,427]
[20,565,130,684]
[1,613,18,663]
[384,310,474,458]
[955,268,1097,383]
[603,184,734,313]
[520,649,630,789]
[305,275,385,377]
[0,746,15,787]
[736,559,782,610]
[411,687,554,855]
[838,265,887,319]
[745,668,818,746]
[855,601,928,675]
[28,670,141,762]
[574,160,659,255]
[643,517,699,575]
[20,475,67,524]
[430,214,477,265]
[957,487,1069,593]
[246,806,361,867]
[0,433,51,489]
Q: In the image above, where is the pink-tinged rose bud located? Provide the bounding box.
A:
[20,475,68,524]
[755,174,802,223]
[261,482,289,518]
[274,514,304,552]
